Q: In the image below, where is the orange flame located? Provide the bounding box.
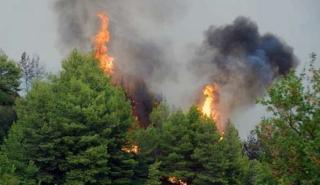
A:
[168,176,187,185]
[94,12,114,75]
[200,84,223,133]
[121,145,139,154]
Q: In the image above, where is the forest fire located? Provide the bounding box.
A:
[93,12,157,129]
[121,145,139,154]
[93,12,225,133]
[94,12,114,75]
[168,176,187,185]
[1,0,307,184]
[199,84,223,133]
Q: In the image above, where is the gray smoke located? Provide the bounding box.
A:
[54,0,185,82]
[193,16,298,127]
[53,1,298,129]
[54,0,187,126]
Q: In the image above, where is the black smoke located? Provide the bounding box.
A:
[53,0,298,130]
[194,16,298,128]
[203,17,296,77]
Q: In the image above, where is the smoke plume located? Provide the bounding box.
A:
[54,0,186,126]
[193,16,298,128]
[53,0,298,129]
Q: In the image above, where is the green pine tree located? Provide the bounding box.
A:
[221,124,249,185]
[135,106,249,185]
[1,51,137,184]
[0,53,21,144]
[145,161,162,185]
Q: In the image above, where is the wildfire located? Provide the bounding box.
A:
[168,176,187,185]
[94,12,114,75]
[199,84,223,132]
[121,145,139,154]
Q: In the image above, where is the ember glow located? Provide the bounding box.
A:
[93,12,155,128]
[168,176,187,185]
[121,145,139,154]
[199,84,223,132]
[94,12,114,75]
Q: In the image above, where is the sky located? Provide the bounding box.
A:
[0,0,319,138]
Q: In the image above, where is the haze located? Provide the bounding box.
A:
[0,0,319,138]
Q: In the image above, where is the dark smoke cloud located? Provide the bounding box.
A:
[193,16,298,127]
[53,0,298,129]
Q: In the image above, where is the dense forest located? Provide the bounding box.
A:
[0,50,319,185]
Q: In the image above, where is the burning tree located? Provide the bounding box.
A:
[93,12,157,128]
[198,84,223,133]
[93,12,114,75]
[133,105,249,184]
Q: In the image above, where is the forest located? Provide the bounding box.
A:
[0,50,319,185]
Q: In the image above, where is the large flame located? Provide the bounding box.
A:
[94,12,114,75]
[200,84,223,133]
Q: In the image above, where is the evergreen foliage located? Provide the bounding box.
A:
[0,51,136,184]
[0,53,21,144]
[1,51,319,185]
[135,105,249,185]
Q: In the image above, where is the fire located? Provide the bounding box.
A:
[219,132,224,142]
[168,176,187,185]
[199,84,223,132]
[121,145,139,154]
[94,12,114,75]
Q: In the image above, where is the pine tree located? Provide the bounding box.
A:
[135,106,248,185]
[145,161,162,185]
[0,153,20,185]
[0,121,38,185]
[221,124,249,185]
[1,51,136,184]
[0,53,21,144]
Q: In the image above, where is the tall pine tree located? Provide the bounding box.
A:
[0,53,21,144]
[1,51,137,184]
[135,105,249,185]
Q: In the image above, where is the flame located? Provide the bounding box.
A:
[199,84,223,133]
[94,12,114,75]
[219,132,224,142]
[168,176,187,185]
[121,145,139,154]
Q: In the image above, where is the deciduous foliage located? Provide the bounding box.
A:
[255,55,320,184]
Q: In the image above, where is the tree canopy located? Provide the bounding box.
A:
[254,56,320,184]
[0,53,21,144]
[0,51,137,184]
[133,105,249,185]
[0,50,319,185]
